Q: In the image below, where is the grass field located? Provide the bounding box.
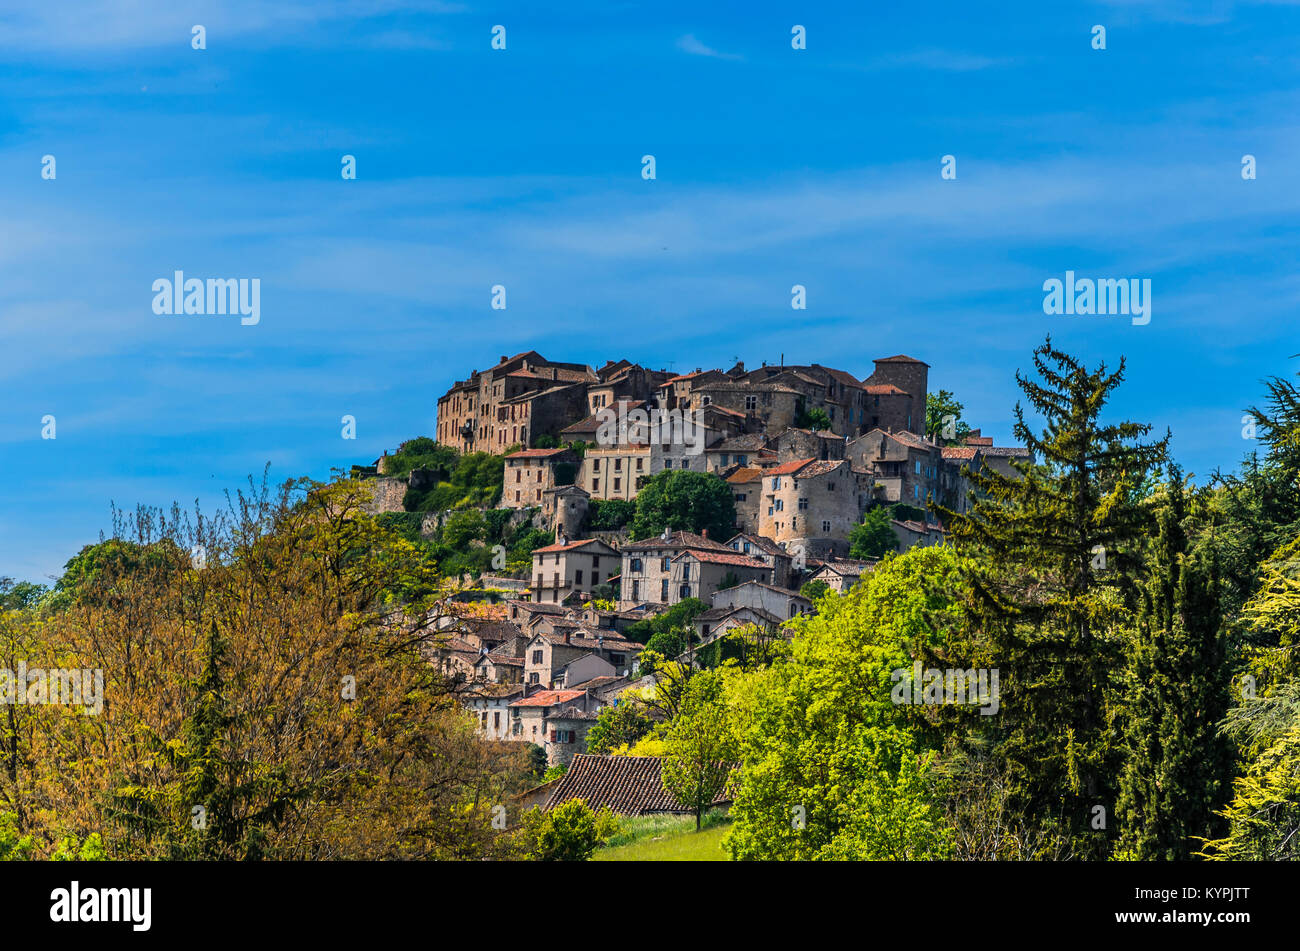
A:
[592,814,731,861]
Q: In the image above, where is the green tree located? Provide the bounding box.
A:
[926,389,972,444]
[940,338,1169,858]
[1115,470,1232,859]
[518,799,618,861]
[585,700,654,755]
[725,546,963,859]
[661,671,738,831]
[849,507,898,560]
[799,579,830,601]
[795,406,833,431]
[630,471,736,541]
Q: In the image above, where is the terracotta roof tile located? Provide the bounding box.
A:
[544,755,733,815]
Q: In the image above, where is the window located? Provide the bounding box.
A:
[593,481,600,493]
[529,673,540,685]
[720,454,729,465]
[663,459,672,469]
[515,490,521,502]
[822,520,831,533]
[798,498,808,511]
[682,564,691,580]
[679,584,692,598]
[772,477,782,490]
[532,650,543,663]
[661,579,669,600]
[575,570,583,585]
[614,458,622,471]
[493,712,500,728]
[636,458,643,471]
[828,481,835,491]
[592,458,601,472]
[775,499,784,512]
[614,478,621,492]
[632,580,640,600]
[915,460,922,474]
[661,557,670,570]
[745,395,757,410]
[515,470,521,483]
[630,557,643,572]
[735,492,747,502]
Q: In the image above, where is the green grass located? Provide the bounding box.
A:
[593,812,731,861]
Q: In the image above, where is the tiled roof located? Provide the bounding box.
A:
[817,559,874,576]
[965,436,994,447]
[767,457,815,476]
[505,448,572,459]
[892,519,946,534]
[983,446,1031,457]
[714,433,769,451]
[726,533,787,557]
[942,446,980,460]
[797,460,844,479]
[480,652,524,667]
[543,755,733,815]
[725,466,764,485]
[509,689,585,709]
[675,550,770,569]
[874,354,930,366]
[532,537,611,554]
[863,384,907,396]
[621,531,732,553]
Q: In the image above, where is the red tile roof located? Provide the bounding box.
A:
[506,448,572,459]
[531,537,610,554]
[874,354,930,366]
[676,550,770,569]
[509,689,585,708]
[942,446,980,460]
[544,754,733,815]
[767,457,815,476]
[725,466,764,484]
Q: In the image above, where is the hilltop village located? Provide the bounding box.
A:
[354,350,1029,783]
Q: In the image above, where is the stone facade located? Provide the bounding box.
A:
[758,458,870,561]
[529,537,620,604]
[503,447,578,510]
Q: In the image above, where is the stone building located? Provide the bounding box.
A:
[435,351,597,453]
[725,532,795,589]
[541,484,589,539]
[758,458,870,560]
[529,537,620,604]
[774,427,846,463]
[725,467,763,534]
[860,355,929,435]
[669,549,772,605]
[580,443,652,500]
[617,530,735,610]
[847,429,944,508]
[502,447,578,509]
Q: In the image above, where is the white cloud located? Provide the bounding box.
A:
[676,33,742,61]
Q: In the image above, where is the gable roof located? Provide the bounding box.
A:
[509,689,585,709]
[505,448,573,460]
[766,457,815,477]
[621,530,732,553]
[531,537,617,555]
[544,755,732,815]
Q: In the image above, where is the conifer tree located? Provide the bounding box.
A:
[939,338,1168,857]
[1116,469,1231,858]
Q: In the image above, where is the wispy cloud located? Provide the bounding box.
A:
[676,33,742,61]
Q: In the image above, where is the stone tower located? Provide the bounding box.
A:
[868,355,929,434]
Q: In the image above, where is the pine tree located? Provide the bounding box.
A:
[1116,469,1232,858]
[939,338,1168,858]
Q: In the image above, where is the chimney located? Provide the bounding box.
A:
[701,528,708,539]
[500,355,507,362]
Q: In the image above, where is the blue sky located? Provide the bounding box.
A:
[2,0,1299,583]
